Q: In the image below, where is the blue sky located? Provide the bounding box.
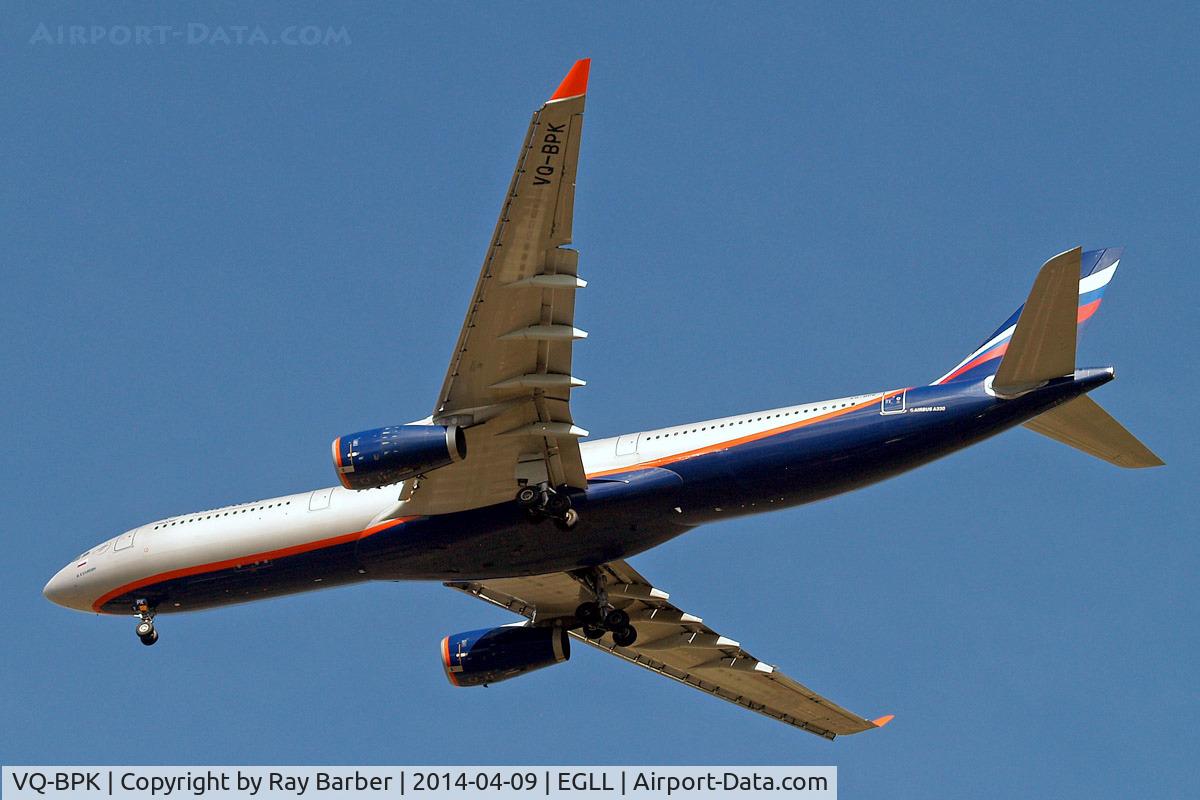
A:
[2,2,1196,796]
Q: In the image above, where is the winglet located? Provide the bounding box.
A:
[871,714,895,728]
[549,58,591,101]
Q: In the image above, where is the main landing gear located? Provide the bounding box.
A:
[133,600,158,646]
[572,568,638,648]
[574,601,637,646]
[516,484,579,531]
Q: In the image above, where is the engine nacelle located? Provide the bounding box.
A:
[440,624,570,687]
[332,424,466,490]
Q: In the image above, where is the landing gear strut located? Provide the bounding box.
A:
[516,484,580,530]
[572,571,638,647]
[133,600,158,646]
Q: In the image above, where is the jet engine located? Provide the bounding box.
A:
[440,624,570,687]
[332,424,466,490]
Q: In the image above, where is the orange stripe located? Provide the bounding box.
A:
[587,393,897,479]
[938,342,1009,385]
[1077,298,1101,323]
[938,300,1101,386]
[91,517,415,612]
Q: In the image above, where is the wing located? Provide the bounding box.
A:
[406,59,591,516]
[445,560,892,739]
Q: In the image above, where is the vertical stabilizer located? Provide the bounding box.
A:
[932,247,1120,386]
[992,247,1082,394]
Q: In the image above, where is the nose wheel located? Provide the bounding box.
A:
[133,600,158,646]
[136,622,158,646]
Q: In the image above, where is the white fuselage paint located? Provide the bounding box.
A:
[43,391,884,614]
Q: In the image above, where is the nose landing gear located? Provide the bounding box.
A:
[133,600,158,646]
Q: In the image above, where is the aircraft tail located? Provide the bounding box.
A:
[932,247,1121,386]
[933,246,1162,468]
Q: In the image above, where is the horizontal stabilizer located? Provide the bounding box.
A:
[1024,395,1164,468]
[993,247,1082,394]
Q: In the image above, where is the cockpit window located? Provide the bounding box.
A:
[95,542,111,555]
[76,550,90,560]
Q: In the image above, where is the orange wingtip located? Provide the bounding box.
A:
[549,58,590,101]
[872,714,895,728]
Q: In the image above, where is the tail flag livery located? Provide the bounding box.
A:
[933,246,1162,468]
[932,247,1121,386]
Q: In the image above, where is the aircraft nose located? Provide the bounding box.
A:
[43,565,85,610]
[43,567,68,606]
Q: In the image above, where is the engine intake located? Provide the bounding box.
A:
[440,624,570,687]
[332,424,466,490]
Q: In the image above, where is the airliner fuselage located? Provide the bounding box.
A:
[44,372,1110,616]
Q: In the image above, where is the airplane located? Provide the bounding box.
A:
[43,59,1163,738]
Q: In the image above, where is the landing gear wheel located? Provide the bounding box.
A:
[554,508,580,531]
[583,624,606,640]
[133,599,157,646]
[544,492,571,516]
[603,608,630,631]
[575,601,602,626]
[611,625,638,647]
[516,486,539,508]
